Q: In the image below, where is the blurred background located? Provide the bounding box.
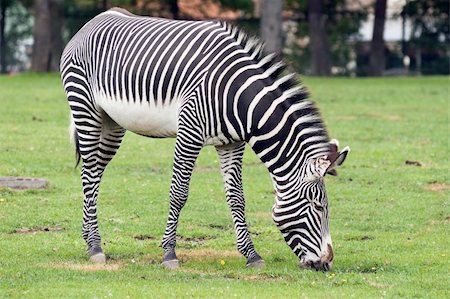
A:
[0,0,448,76]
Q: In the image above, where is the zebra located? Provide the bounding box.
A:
[60,7,350,271]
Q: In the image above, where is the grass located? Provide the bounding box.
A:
[0,74,448,298]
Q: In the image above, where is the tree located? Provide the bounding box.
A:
[31,0,50,72]
[369,0,387,76]
[260,0,283,54]
[31,0,63,72]
[0,0,8,73]
[308,0,331,76]
[167,0,179,19]
[283,0,368,76]
[402,0,449,74]
[50,0,64,71]
[0,0,16,73]
[0,1,32,73]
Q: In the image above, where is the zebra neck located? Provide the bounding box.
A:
[217,57,330,182]
[260,139,329,201]
[246,94,330,201]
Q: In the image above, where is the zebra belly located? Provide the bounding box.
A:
[96,97,178,138]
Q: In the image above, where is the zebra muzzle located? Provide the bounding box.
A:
[299,244,334,272]
[299,259,332,272]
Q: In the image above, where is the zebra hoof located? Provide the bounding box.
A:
[162,259,180,270]
[246,254,266,269]
[88,247,106,263]
[246,259,266,269]
[90,252,106,263]
[162,250,179,270]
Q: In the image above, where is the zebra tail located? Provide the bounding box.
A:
[69,116,81,168]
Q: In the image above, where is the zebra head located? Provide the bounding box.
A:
[272,139,350,271]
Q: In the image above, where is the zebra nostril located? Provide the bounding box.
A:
[322,262,332,272]
[312,261,322,271]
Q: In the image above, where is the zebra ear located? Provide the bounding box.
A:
[326,141,350,176]
[317,156,331,177]
[304,142,350,181]
[304,156,331,181]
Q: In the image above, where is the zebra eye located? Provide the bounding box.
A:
[314,202,324,212]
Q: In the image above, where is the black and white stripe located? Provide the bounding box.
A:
[60,8,349,270]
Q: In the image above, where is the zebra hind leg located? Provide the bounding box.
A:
[76,115,125,263]
[216,143,265,269]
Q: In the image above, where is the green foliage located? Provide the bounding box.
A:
[63,1,142,39]
[283,0,368,75]
[62,0,253,40]
[219,0,253,12]
[326,2,367,74]
[63,0,104,40]
[0,74,448,297]
[401,0,449,75]
[402,0,449,47]
[1,1,32,72]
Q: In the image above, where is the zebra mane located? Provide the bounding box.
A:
[220,21,309,103]
[219,21,329,142]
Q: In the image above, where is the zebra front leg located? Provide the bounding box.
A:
[216,143,265,269]
[161,130,203,269]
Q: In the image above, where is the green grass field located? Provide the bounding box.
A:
[0,74,448,298]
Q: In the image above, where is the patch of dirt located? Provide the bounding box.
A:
[13,226,63,234]
[177,249,241,260]
[208,223,232,230]
[142,249,241,264]
[405,160,422,167]
[345,235,374,241]
[243,161,264,167]
[178,236,215,242]
[134,234,157,241]
[0,177,48,190]
[252,211,272,219]
[364,278,391,289]
[368,113,402,121]
[51,262,121,271]
[177,236,216,249]
[178,268,282,281]
[426,182,450,192]
[194,166,219,173]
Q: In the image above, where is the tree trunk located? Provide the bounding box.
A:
[308,0,331,76]
[49,0,64,71]
[415,47,421,74]
[101,0,108,10]
[31,0,51,72]
[369,0,387,76]
[31,0,64,72]
[260,0,283,54]
[0,1,6,73]
[168,0,180,19]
